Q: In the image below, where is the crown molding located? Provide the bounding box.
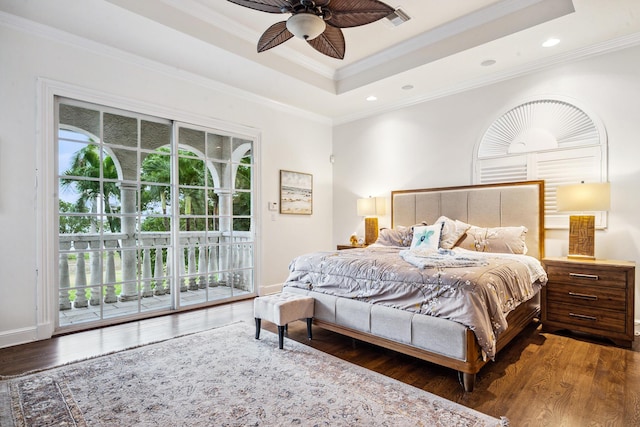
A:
[3,7,639,127]
[0,10,332,125]
[333,0,575,93]
[335,0,544,82]
[333,32,640,125]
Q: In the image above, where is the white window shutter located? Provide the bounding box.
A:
[477,155,527,184]
[474,98,607,230]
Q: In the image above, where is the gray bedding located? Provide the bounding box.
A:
[284,246,547,359]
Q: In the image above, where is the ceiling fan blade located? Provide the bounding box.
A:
[325,0,394,28]
[307,25,345,59]
[257,21,294,52]
[226,0,291,14]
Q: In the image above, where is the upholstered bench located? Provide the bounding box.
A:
[254,292,314,349]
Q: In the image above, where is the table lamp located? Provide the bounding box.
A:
[556,182,610,260]
[357,197,385,245]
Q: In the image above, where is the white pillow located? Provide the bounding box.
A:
[409,224,442,251]
[436,216,471,249]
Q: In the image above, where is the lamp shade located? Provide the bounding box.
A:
[286,13,326,40]
[556,182,610,212]
[357,197,385,216]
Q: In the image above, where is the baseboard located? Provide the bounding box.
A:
[259,283,283,296]
[0,327,38,349]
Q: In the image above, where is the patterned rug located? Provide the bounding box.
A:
[0,321,507,426]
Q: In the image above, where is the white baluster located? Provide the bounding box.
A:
[73,240,89,308]
[219,243,229,287]
[198,240,207,289]
[142,244,153,297]
[166,246,172,295]
[89,240,102,306]
[104,240,118,303]
[188,241,198,290]
[59,241,72,310]
[208,241,218,287]
[180,246,188,292]
[242,241,252,291]
[153,245,166,296]
[233,240,241,288]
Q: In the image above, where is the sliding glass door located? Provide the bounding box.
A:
[56,98,255,330]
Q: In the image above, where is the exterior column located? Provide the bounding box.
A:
[217,190,231,287]
[119,183,139,302]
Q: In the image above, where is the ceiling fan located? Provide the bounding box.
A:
[227,0,395,60]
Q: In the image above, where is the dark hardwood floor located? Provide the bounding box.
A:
[1,299,639,426]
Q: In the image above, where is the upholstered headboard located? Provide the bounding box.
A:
[391,181,545,259]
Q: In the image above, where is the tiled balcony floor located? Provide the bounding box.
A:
[59,286,252,327]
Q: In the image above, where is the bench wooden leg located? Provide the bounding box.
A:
[254,318,261,339]
[277,325,285,349]
[306,318,313,340]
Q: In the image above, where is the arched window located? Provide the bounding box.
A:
[473,97,608,229]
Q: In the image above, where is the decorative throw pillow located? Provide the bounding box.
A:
[436,216,471,249]
[409,224,442,251]
[374,226,413,247]
[456,225,528,254]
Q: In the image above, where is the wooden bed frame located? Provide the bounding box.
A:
[290,180,545,391]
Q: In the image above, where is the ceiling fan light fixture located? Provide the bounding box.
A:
[286,13,326,40]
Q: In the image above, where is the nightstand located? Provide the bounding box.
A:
[542,257,635,347]
[336,244,367,250]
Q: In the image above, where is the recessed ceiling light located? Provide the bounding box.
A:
[481,59,496,67]
[401,85,414,91]
[542,38,560,47]
[366,95,377,102]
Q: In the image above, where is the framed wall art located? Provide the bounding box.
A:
[280,170,312,215]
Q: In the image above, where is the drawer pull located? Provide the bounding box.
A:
[569,313,597,322]
[568,292,598,301]
[569,273,599,280]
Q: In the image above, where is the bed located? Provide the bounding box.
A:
[283,180,546,391]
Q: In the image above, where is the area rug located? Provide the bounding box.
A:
[0,321,507,426]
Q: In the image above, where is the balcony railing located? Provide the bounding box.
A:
[58,231,254,312]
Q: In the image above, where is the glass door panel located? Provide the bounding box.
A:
[56,99,256,331]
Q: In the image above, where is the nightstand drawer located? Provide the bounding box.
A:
[545,282,626,311]
[545,301,627,334]
[542,257,635,347]
[546,265,627,288]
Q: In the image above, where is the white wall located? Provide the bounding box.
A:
[333,45,640,322]
[2,11,639,350]
[0,23,333,347]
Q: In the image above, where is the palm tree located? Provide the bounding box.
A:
[59,200,92,234]
[59,143,121,233]
[140,148,172,231]
[140,148,207,231]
